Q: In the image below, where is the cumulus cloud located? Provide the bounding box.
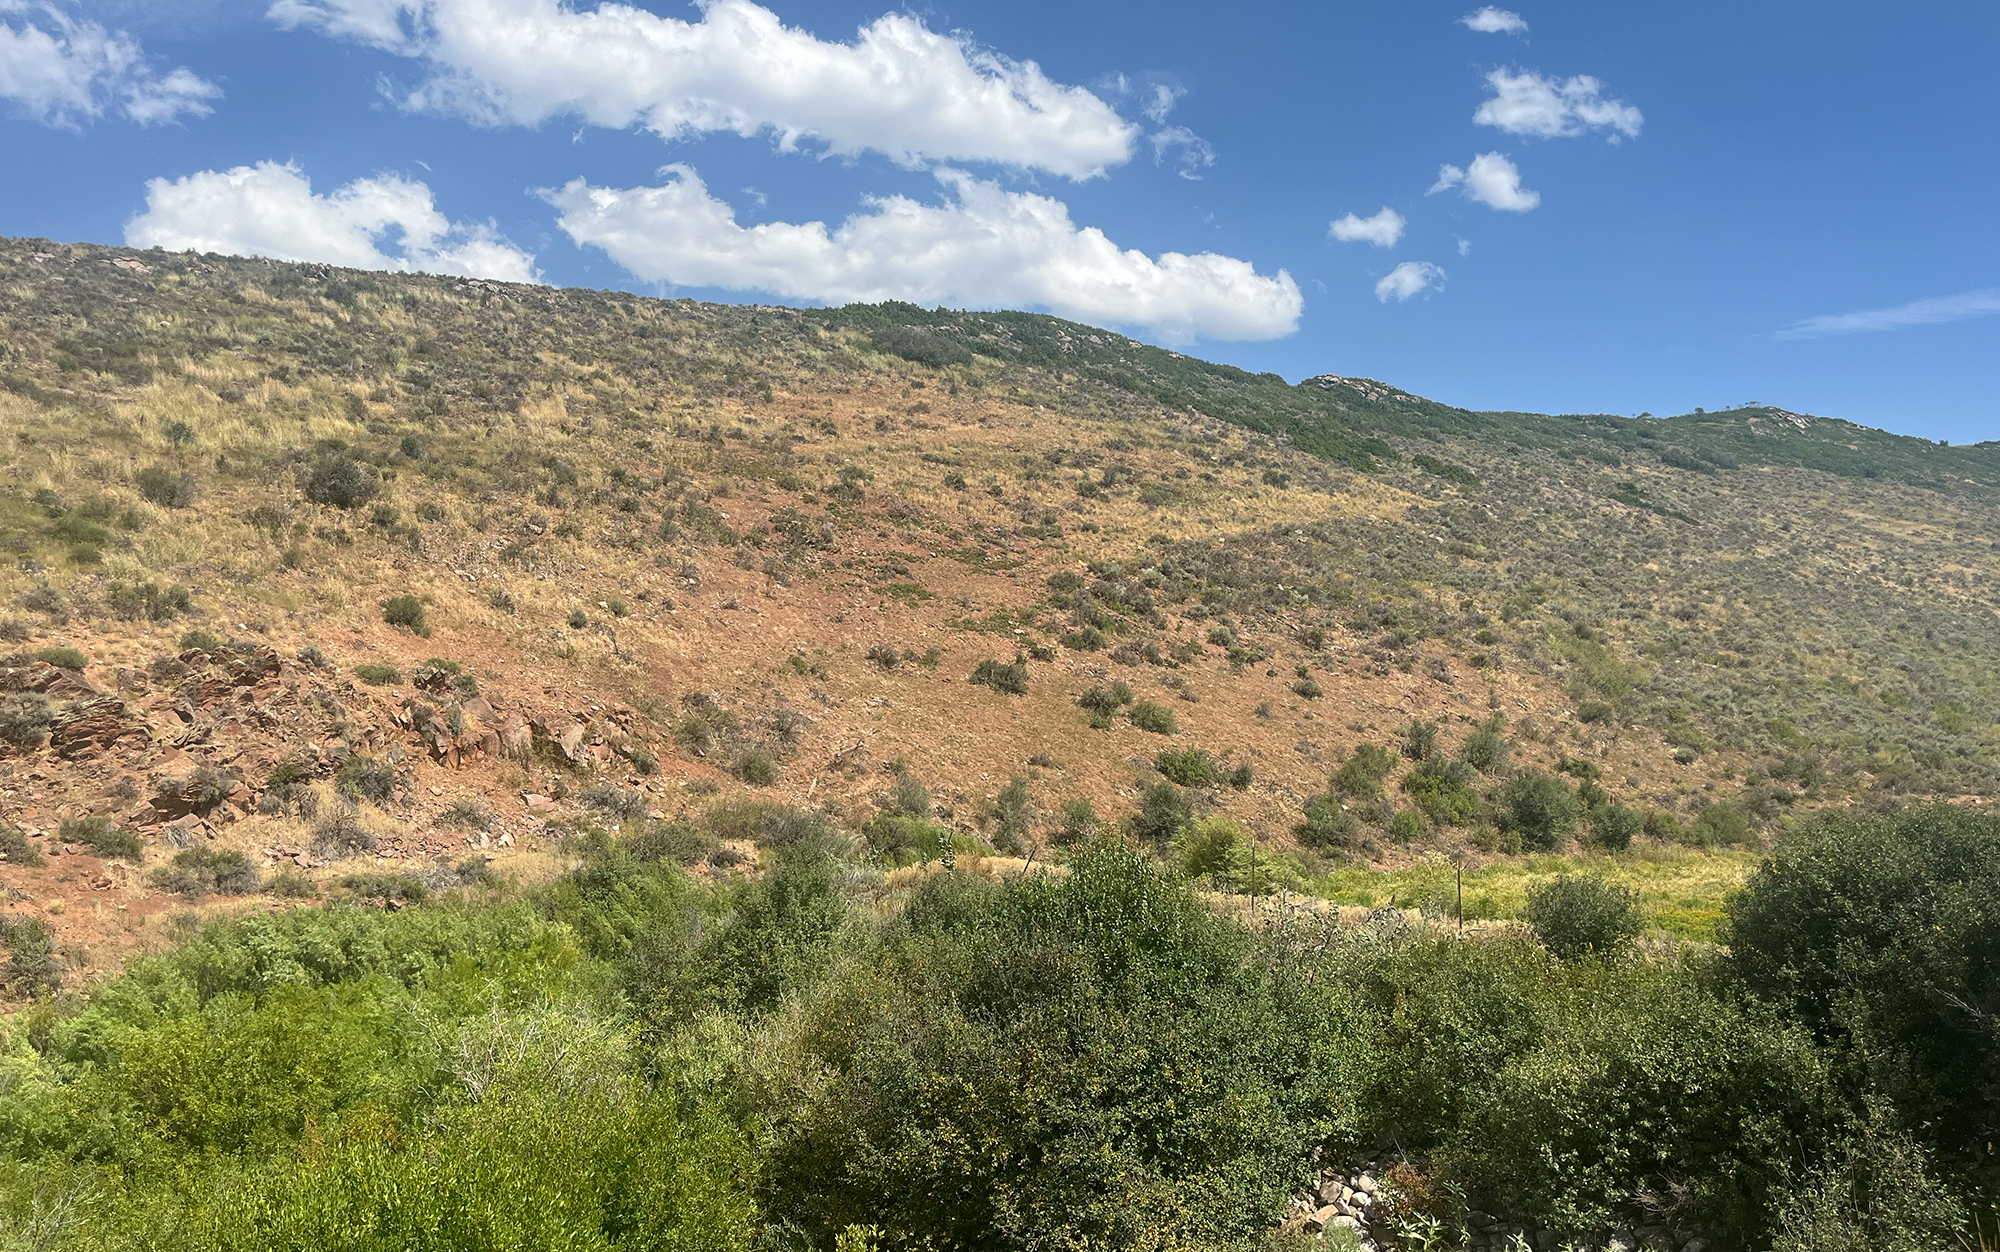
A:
[1328,207,1406,248]
[1429,152,1539,212]
[1460,7,1527,34]
[124,160,540,283]
[543,164,1301,343]
[0,4,220,126]
[269,0,1139,179]
[1776,288,2000,340]
[1475,68,1641,140]
[1376,261,1444,303]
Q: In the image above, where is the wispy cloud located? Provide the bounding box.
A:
[1777,288,2000,340]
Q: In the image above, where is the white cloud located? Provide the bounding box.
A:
[1429,152,1539,212]
[1456,235,1472,256]
[0,4,219,127]
[1150,125,1215,180]
[543,164,1301,343]
[1776,288,2000,340]
[269,0,1140,179]
[1474,68,1642,140]
[1328,207,1406,248]
[1376,261,1444,303]
[124,160,540,283]
[1460,7,1527,34]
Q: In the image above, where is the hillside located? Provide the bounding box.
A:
[0,235,1997,976]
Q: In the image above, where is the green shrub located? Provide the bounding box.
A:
[1502,771,1582,851]
[60,815,142,860]
[1154,747,1219,787]
[353,662,400,685]
[1588,802,1642,851]
[1175,814,1241,877]
[1525,875,1644,959]
[382,595,430,636]
[567,608,588,629]
[0,822,46,867]
[178,628,225,653]
[107,579,192,621]
[135,463,198,508]
[1,913,59,996]
[1459,721,1510,773]
[1688,799,1752,846]
[1076,680,1133,728]
[969,656,1029,695]
[1128,701,1177,734]
[305,452,381,509]
[1130,780,1193,843]
[338,756,399,805]
[1401,757,1481,826]
[1294,795,1362,854]
[150,846,262,896]
[1727,805,2000,1175]
[31,645,86,670]
[758,849,1324,1249]
[0,692,53,750]
[1334,743,1396,798]
[733,747,778,786]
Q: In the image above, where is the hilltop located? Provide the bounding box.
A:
[1,235,1997,975]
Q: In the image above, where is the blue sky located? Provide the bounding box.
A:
[2,1,1995,442]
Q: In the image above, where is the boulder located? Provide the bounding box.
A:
[48,695,149,759]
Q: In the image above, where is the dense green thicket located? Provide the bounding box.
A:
[0,805,1992,1250]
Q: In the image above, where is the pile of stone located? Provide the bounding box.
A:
[1283,1164,1384,1248]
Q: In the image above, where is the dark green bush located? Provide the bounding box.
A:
[353,662,399,685]
[382,595,429,636]
[1588,801,1643,851]
[1727,805,2000,1177]
[1130,780,1194,843]
[1076,680,1133,728]
[759,849,1324,1250]
[1,913,59,996]
[1128,701,1177,734]
[1503,771,1582,851]
[178,628,224,653]
[1525,875,1644,959]
[1294,794,1362,853]
[733,748,778,786]
[338,756,399,805]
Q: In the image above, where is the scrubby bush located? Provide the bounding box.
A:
[305,451,381,509]
[382,594,430,636]
[135,463,198,508]
[1688,799,1752,846]
[0,692,53,750]
[353,662,399,685]
[1130,780,1193,843]
[150,846,262,896]
[1,913,59,996]
[60,815,142,860]
[582,784,650,820]
[107,580,192,622]
[733,747,778,786]
[1459,720,1510,773]
[1128,701,1177,734]
[1154,747,1219,787]
[1294,794,1362,854]
[969,656,1029,695]
[1076,680,1132,729]
[31,645,85,670]
[1333,742,1396,798]
[1525,875,1644,959]
[338,756,399,805]
[312,810,378,859]
[179,628,224,653]
[1588,801,1643,851]
[0,822,45,867]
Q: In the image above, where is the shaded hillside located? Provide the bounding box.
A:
[0,235,1996,985]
